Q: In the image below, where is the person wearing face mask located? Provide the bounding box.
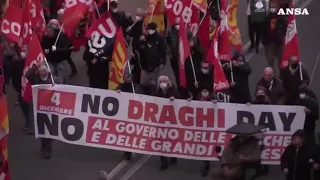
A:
[152,76,180,170]
[25,61,60,159]
[196,87,214,177]
[196,61,213,98]
[295,86,319,146]
[1,39,19,85]
[281,129,312,180]
[127,8,145,52]
[167,18,193,96]
[126,8,145,84]
[185,36,203,99]
[251,86,271,104]
[280,56,310,105]
[109,0,133,38]
[10,45,33,134]
[262,2,288,76]
[41,19,72,84]
[226,51,252,104]
[256,67,285,104]
[138,22,166,86]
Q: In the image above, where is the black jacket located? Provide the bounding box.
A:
[127,19,144,51]
[138,33,166,72]
[41,31,72,63]
[11,58,25,94]
[111,11,134,37]
[281,66,310,105]
[185,46,203,98]
[281,143,312,180]
[226,61,252,104]
[295,90,319,140]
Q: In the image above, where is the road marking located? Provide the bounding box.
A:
[119,155,151,180]
[107,160,129,179]
[309,52,320,87]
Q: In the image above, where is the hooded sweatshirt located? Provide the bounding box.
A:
[281,130,312,180]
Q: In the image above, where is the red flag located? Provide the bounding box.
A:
[86,12,117,39]
[198,11,210,54]
[30,0,46,41]
[280,1,300,68]
[86,12,117,54]
[63,0,92,37]
[21,34,48,102]
[178,19,191,88]
[20,0,33,46]
[206,25,230,92]
[1,3,22,43]
[165,0,200,35]
[218,0,232,60]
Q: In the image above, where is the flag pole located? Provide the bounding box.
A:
[149,4,155,23]
[53,24,64,47]
[184,1,193,29]
[229,61,234,83]
[94,1,101,17]
[44,58,55,85]
[126,60,136,94]
[189,55,198,84]
[299,62,303,80]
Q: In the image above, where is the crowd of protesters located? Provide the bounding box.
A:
[0,0,319,179]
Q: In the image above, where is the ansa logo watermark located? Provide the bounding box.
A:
[277,8,309,15]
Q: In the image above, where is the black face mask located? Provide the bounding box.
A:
[291,63,299,69]
[256,95,265,101]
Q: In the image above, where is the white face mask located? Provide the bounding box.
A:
[160,82,168,89]
[148,29,155,35]
[202,91,209,97]
[201,68,209,74]
[175,25,180,30]
[136,16,142,21]
[40,74,49,81]
[299,93,306,99]
[20,52,26,59]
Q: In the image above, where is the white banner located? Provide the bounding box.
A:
[32,84,306,164]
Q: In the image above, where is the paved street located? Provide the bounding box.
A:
[5,0,320,179]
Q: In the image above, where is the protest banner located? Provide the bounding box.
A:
[32,84,306,165]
